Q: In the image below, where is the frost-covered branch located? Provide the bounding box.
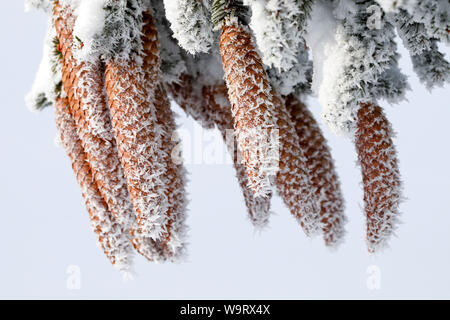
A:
[306,0,406,135]
[393,8,450,89]
[377,0,450,44]
[266,41,313,97]
[244,0,313,72]
[25,19,62,111]
[211,0,247,27]
[71,0,147,62]
[163,0,214,54]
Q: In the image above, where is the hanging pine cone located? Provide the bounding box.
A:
[143,14,188,257]
[203,83,272,228]
[285,95,346,246]
[54,97,133,272]
[166,73,216,129]
[105,11,187,260]
[270,92,320,236]
[104,11,169,241]
[219,21,278,198]
[150,84,188,259]
[355,103,402,253]
[54,3,134,228]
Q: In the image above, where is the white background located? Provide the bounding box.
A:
[1,2,449,299]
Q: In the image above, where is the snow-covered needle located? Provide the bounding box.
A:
[393,8,450,90]
[244,0,312,72]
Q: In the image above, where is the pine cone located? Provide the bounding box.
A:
[105,12,187,260]
[151,84,188,259]
[54,97,133,271]
[355,103,402,253]
[219,22,278,198]
[271,93,320,236]
[203,84,272,228]
[166,74,216,129]
[145,13,188,259]
[104,11,168,241]
[286,95,346,246]
[54,3,134,228]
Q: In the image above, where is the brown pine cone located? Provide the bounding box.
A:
[219,22,278,198]
[271,93,321,236]
[166,74,216,129]
[145,12,188,258]
[355,103,402,253]
[53,3,134,228]
[203,84,272,228]
[105,11,187,260]
[104,11,168,241]
[285,95,347,246]
[151,84,188,259]
[54,97,133,271]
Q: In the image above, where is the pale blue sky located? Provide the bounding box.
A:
[1,2,449,299]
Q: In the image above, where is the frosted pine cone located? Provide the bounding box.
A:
[166,74,216,129]
[104,11,169,241]
[203,83,272,228]
[285,95,346,246]
[355,103,402,253]
[143,15,188,258]
[105,11,188,260]
[54,97,133,272]
[219,21,278,198]
[54,3,134,229]
[150,84,188,259]
[271,93,320,236]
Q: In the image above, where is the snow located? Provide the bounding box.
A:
[304,0,338,102]
[305,0,407,135]
[152,0,188,84]
[73,0,107,61]
[305,0,351,135]
[244,0,307,72]
[163,0,214,54]
[62,0,148,62]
